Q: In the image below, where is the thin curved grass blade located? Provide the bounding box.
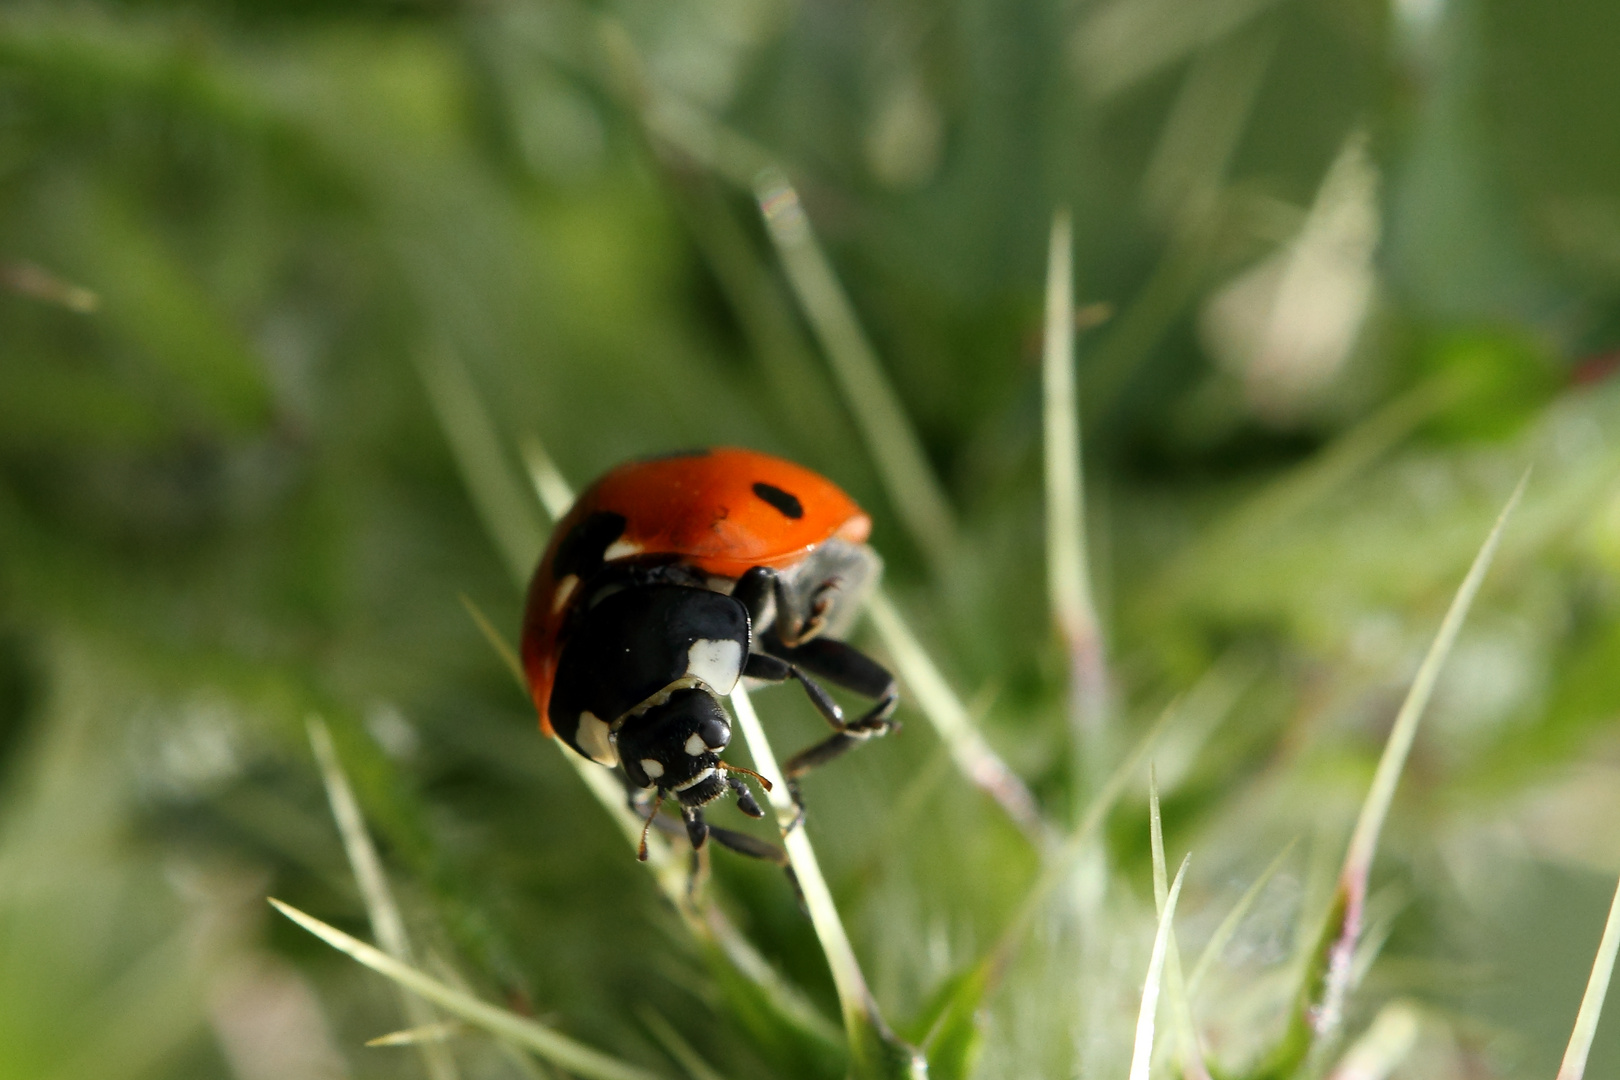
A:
[1556,871,1620,1080]
[729,687,927,1080]
[269,899,663,1080]
[1305,470,1529,1058]
[866,589,1049,845]
[1043,207,1113,794]
[1148,769,1210,1080]
[1326,1001,1420,1080]
[307,716,460,1080]
[753,168,957,575]
[1186,837,1301,999]
[1129,855,1190,1080]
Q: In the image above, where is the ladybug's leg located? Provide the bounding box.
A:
[754,637,899,827]
[706,825,805,907]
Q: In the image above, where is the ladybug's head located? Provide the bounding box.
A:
[617,687,733,807]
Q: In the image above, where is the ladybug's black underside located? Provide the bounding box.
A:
[546,543,897,866]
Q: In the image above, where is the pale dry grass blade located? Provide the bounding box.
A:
[1555,871,1620,1080]
[729,686,926,1079]
[753,169,957,575]
[367,1021,466,1047]
[1129,855,1190,1080]
[269,899,662,1080]
[1316,471,1529,1042]
[307,716,459,1080]
[1043,208,1113,792]
[448,426,842,1051]
[866,588,1048,845]
[519,433,576,523]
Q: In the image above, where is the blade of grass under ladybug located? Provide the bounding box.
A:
[1129,855,1190,1080]
[453,459,843,1052]
[1042,208,1114,799]
[729,686,927,1080]
[1312,470,1528,1052]
[414,345,545,584]
[1555,870,1620,1080]
[1185,837,1300,999]
[1148,769,1211,1080]
[753,168,958,577]
[268,899,663,1080]
[637,1006,731,1080]
[307,717,461,1080]
[866,588,1050,846]
[1326,1001,1421,1080]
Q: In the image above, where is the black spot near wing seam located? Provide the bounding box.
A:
[752,482,803,519]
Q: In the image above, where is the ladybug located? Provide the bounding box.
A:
[520,448,898,863]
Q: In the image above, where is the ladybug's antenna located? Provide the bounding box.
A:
[717,760,773,792]
[637,791,666,861]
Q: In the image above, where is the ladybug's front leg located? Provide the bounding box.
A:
[743,638,898,828]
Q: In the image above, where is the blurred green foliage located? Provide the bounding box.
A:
[1,0,1619,1077]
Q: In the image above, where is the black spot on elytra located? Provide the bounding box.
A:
[553,511,628,579]
[752,482,803,519]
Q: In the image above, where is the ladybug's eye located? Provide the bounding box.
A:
[698,717,730,751]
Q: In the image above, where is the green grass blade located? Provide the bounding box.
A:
[1129,855,1190,1080]
[459,593,528,691]
[1148,769,1211,1080]
[729,686,927,1080]
[269,899,663,1080]
[866,588,1049,845]
[638,1006,732,1080]
[1043,208,1113,790]
[307,716,460,1080]
[414,345,545,586]
[1556,871,1620,1080]
[1314,470,1529,1046]
[1186,837,1301,998]
[1326,1001,1420,1080]
[753,168,958,575]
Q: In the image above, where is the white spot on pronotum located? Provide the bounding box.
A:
[551,575,579,613]
[603,538,643,562]
[576,712,617,766]
[640,758,664,779]
[684,733,707,757]
[674,767,715,792]
[685,639,743,695]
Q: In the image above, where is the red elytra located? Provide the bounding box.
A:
[520,448,870,735]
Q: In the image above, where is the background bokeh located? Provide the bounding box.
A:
[2,0,1619,1077]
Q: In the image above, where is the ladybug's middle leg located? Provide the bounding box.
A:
[743,637,898,828]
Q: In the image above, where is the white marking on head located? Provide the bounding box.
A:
[602,538,643,562]
[551,574,579,613]
[640,758,664,779]
[685,639,743,695]
[673,767,715,792]
[684,732,707,757]
[576,711,617,766]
